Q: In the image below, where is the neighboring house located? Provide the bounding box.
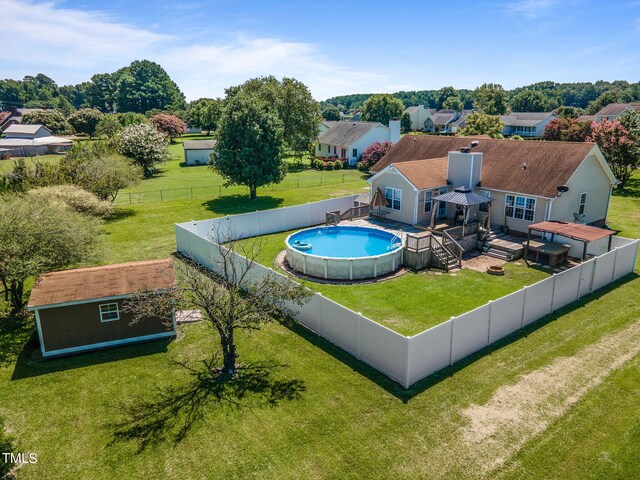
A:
[27,259,177,358]
[0,107,46,132]
[594,103,640,122]
[500,112,557,137]
[424,109,470,133]
[349,112,362,122]
[316,120,401,166]
[183,140,215,165]
[368,135,617,234]
[403,105,432,131]
[0,124,72,156]
[319,120,339,134]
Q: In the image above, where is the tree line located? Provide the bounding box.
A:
[322,80,640,115]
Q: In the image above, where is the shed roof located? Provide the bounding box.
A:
[28,259,175,308]
[371,135,600,198]
[4,124,48,135]
[392,157,449,190]
[318,121,384,147]
[527,221,615,242]
[183,140,216,150]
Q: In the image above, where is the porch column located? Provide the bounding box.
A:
[462,206,469,237]
[430,200,438,228]
[486,201,492,230]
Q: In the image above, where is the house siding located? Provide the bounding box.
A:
[370,171,416,224]
[37,298,174,354]
[416,188,450,224]
[485,190,548,234]
[447,152,482,189]
[551,153,613,225]
[184,148,213,165]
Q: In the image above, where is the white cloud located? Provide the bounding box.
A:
[505,0,560,18]
[0,0,397,100]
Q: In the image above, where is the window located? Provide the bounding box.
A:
[99,303,119,322]
[317,143,321,151]
[424,190,432,213]
[505,194,536,221]
[579,192,587,215]
[333,146,336,155]
[352,148,358,158]
[385,187,402,210]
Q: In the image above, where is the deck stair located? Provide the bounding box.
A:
[482,230,525,261]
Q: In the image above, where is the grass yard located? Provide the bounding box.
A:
[0,147,639,479]
[235,229,550,335]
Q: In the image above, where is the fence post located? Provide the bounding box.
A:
[356,313,362,360]
[611,248,618,282]
[296,178,299,189]
[449,316,455,365]
[487,300,493,344]
[549,274,557,313]
[128,192,132,204]
[576,263,584,301]
[404,336,411,389]
[520,286,527,329]
[160,189,163,201]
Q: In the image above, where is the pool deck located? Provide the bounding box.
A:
[338,217,423,236]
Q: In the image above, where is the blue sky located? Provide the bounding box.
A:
[2,0,640,100]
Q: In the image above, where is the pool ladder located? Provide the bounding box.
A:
[389,229,404,247]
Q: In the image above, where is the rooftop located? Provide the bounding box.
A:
[4,124,48,135]
[183,140,216,150]
[595,103,640,117]
[500,112,555,127]
[28,259,175,308]
[318,121,384,147]
[528,221,615,242]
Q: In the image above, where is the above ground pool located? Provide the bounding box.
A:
[285,226,404,280]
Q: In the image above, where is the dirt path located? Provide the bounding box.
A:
[460,319,640,475]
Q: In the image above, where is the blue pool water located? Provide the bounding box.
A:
[287,226,402,258]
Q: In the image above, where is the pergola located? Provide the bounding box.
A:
[429,186,493,236]
[526,221,615,260]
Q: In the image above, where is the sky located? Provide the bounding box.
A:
[2,0,640,101]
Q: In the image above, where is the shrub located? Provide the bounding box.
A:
[334,159,342,170]
[360,141,393,170]
[149,113,187,142]
[357,161,368,172]
[115,123,170,177]
[67,108,103,138]
[325,161,334,170]
[27,185,112,217]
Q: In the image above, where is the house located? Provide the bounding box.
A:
[594,103,640,122]
[27,259,176,358]
[424,109,470,133]
[0,107,46,132]
[319,120,339,134]
[183,139,215,165]
[403,105,434,131]
[368,135,617,234]
[576,115,596,123]
[0,124,72,156]
[316,120,401,166]
[500,112,557,137]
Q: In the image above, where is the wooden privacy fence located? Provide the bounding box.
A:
[174,196,639,388]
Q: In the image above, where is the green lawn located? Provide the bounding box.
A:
[0,153,639,479]
[235,229,550,335]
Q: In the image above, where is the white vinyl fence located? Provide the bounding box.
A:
[175,197,639,388]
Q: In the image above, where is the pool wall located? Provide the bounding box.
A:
[286,231,403,280]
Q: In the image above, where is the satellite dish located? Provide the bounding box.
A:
[557,185,569,193]
[470,140,480,148]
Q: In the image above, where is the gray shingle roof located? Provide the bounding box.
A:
[318,121,384,147]
[500,112,555,127]
[183,140,216,150]
[404,106,420,115]
[595,103,640,117]
[434,187,493,206]
[4,124,48,135]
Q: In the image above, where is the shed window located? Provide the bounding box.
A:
[424,190,432,213]
[352,148,358,158]
[578,192,587,215]
[505,194,536,221]
[385,187,402,210]
[99,303,120,322]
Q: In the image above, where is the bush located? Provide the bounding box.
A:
[149,113,187,142]
[27,185,112,217]
[360,141,393,170]
[325,161,334,171]
[115,124,170,177]
[67,108,103,138]
[334,160,342,170]
[357,161,368,172]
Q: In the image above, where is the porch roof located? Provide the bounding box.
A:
[433,186,493,206]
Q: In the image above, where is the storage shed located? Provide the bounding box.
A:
[183,140,215,165]
[27,259,176,358]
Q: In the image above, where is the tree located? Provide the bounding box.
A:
[212,91,286,200]
[115,123,170,177]
[21,109,73,135]
[358,141,393,170]
[95,114,122,139]
[59,141,142,202]
[0,195,99,313]
[542,118,593,142]
[401,112,412,133]
[589,118,640,188]
[442,95,464,112]
[85,72,118,112]
[554,106,584,119]
[125,240,310,378]
[322,104,340,121]
[361,94,404,126]
[473,83,509,115]
[116,112,148,127]
[457,113,504,138]
[149,113,187,142]
[587,90,622,115]
[115,60,186,113]
[436,86,458,110]
[509,89,551,112]
[67,108,104,138]
[187,98,223,134]
[27,185,112,218]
